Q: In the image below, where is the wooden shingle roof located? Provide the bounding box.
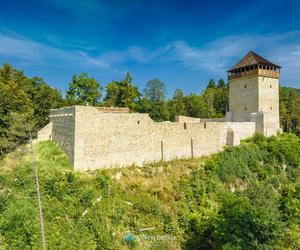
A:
[229,51,281,72]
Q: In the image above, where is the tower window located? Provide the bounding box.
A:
[184,122,187,130]
[270,85,272,88]
[204,122,207,129]
[245,107,247,111]
[270,106,272,110]
[137,120,140,124]
[244,85,247,88]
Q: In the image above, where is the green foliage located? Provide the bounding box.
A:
[184,94,215,118]
[169,88,186,121]
[30,77,64,129]
[0,134,299,249]
[280,87,300,136]
[138,78,229,122]
[66,73,102,106]
[138,78,170,121]
[207,79,216,89]
[0,200,40,249]
[0,64,63,157]
[139,99,170,121]
[143,78,166,102]
[104,73,140,111]
[180,133,300,249]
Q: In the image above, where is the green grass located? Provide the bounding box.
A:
[0,134,300,249]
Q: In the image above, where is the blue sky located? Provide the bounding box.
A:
[0,0,299,96]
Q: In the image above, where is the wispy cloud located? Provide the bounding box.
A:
[161,32,300,75]
[0,31,110,69]
[0,30,300,84]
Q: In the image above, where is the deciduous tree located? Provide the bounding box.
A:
[66,73,102,106]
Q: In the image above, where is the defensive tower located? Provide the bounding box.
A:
[227,51,281,136]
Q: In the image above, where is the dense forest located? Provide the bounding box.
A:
[0,133,299,249]
[0,63,299,158]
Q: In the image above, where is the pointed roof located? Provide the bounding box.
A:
[229,51,281,71]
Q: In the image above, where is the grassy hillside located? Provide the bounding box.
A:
[0,134,300,249]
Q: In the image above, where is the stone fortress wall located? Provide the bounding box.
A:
[49,106,76,164]
[39,106,256,170]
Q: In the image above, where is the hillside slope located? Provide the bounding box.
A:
[0,134,300,250]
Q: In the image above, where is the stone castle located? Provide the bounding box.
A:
[37,51,281,171]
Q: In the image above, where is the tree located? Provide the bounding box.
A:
[217,78,226,88]
[144,78,167,102]
[207,79,216,89]
[104,81,120,107]
[169,88,186,121]
[184,94,214,118]
[66,73,102,106]
[30,77,64,129]
[0,64,64,157]
[0,64,34,156]
[139,78,170,121]
[104,73,140,111]
[280,87,300,136]
[202,78,229,116]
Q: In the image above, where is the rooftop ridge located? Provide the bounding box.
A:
[229,51,281,71]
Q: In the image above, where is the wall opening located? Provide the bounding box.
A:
[204,122,207,129]
[184,122,187,130]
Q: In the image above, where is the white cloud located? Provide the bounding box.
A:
[157,32,300,83]
[0,30,300,84]
[0,31,110,69]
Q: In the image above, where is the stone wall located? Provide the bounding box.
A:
[229,75,259,122]
[258,76,280,136]
[250,112,264,134]
[71,106,255,170]
[39,106,257,170]
[34,105,262,170]
[50,106,76,164]
[37,122,53,141]
[175,116,200,122]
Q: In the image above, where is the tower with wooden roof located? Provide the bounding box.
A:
[227,51,281,135]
